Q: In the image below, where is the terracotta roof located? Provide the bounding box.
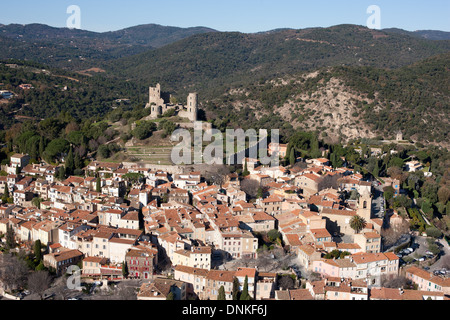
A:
[288,289,314,300]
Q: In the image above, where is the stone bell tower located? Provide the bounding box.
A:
[357,189,372,221]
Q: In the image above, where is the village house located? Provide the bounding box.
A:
[125,245,159,279]
[43,248,84,275]
[7,153,31,175]
[137,278,187,300]
[82,256,123,280]
[405,265,450,295]
[172,245,212,270]
[369,287,445,300]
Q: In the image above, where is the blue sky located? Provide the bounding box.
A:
[1,0,449,33]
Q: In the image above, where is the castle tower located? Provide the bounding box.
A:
[147,84,165,118]
[149,84,161,104]
[187,92,198,121]
[357,190,372,221]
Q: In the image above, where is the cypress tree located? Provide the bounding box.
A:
[122,261,129,278]
[65,146,74,176]
[289,148,296,167]
[218,285,226,300]
[243,159,249,176]
[74,151,82,170]
[96,176,101,192]
[232,277,240,300]
[6,224,16,249]
[34,239,42,262]
[39,136,45,160]
[58,166,66,181]
[240,275,251,300]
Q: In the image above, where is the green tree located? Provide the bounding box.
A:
[388,157,404,169]
[5,224,16,249]
[96,176,101,193]
[217,285,226,300]
[58,166,66,181]
[39,136,45,160]
[289,148,296,167]
[240,276,251,300]
[267,229,281,242]
[166,291,175,300]
[350,215,367,234]
[74,151,82,170]
[2,186,10,203]
[33,240,42,263]
[65,146,74,175]
[97,145,111,159]
[425,227,442,239]
[232,277,241,300]
[43,138,69,163]
[243,159,250,176]
[132,121,157,140]
[122,261,129,278]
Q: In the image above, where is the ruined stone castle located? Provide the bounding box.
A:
[145,84,198,122]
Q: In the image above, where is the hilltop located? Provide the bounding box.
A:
[0,23,217,70]
[107,24,450,99]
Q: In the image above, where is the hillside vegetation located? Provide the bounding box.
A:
[108,24,450,99]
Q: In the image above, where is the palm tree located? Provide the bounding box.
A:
[350,215,367,234]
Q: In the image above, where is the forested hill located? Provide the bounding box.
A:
[0,60,147,129]
[383,28,450,41]
[204,52,449,147]
[107,24,450,99]
[0,23,217,70]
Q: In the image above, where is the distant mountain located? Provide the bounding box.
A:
[0,23,217,47]
[100,24,217,48]
[383,28,450,41]
[0,23,99,40]
[107,24,450,99]
[0,23,217,69]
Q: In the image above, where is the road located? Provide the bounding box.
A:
[371,180,385,219]
[429,238,450,272]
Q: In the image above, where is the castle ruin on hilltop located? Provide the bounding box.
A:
[145,84,198,122]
